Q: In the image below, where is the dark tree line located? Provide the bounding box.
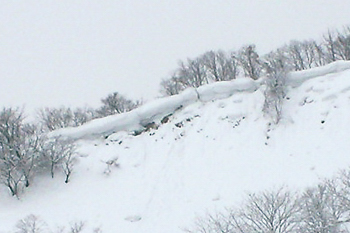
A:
[161,25,350,96]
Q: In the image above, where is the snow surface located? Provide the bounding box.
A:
[2,62,350,232]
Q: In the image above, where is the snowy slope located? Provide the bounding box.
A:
[2,62,350,232]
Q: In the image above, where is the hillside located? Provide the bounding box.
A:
[1,62,350,232]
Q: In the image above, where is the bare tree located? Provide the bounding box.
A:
[299,181,349,233]
[235,188,300,233]
[37,107,74,131]
[0,107,24,195]
[160,74,187,96]
[38,107,95,132]
[184,211,237,233]
[60,142,78,183]
[201,50,238,82]
[335,26,350,61]
[71,107,96,126]
[186,188,300,233]
[312,40,328,67]
[287,41,308,71]
[40,137,77,179]
[15,214,47,233]
[160,50,239,96]
[322,26,350,63]
[177,58,209,88]
[323,29,339,62]
[0,161,23,197]
[0,108,44,195]
[96,92,140,117]
[17,124,45,188]
[236,44,262,80]
[13,216,92,233]
[0,106,80,194]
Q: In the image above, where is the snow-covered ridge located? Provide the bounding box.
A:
[50,61,350,140]
[49,78,259,139]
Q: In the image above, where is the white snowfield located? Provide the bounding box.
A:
[49,60,350,140]
[2,61,350,232]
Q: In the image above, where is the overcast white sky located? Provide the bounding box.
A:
[1,0,349,114]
